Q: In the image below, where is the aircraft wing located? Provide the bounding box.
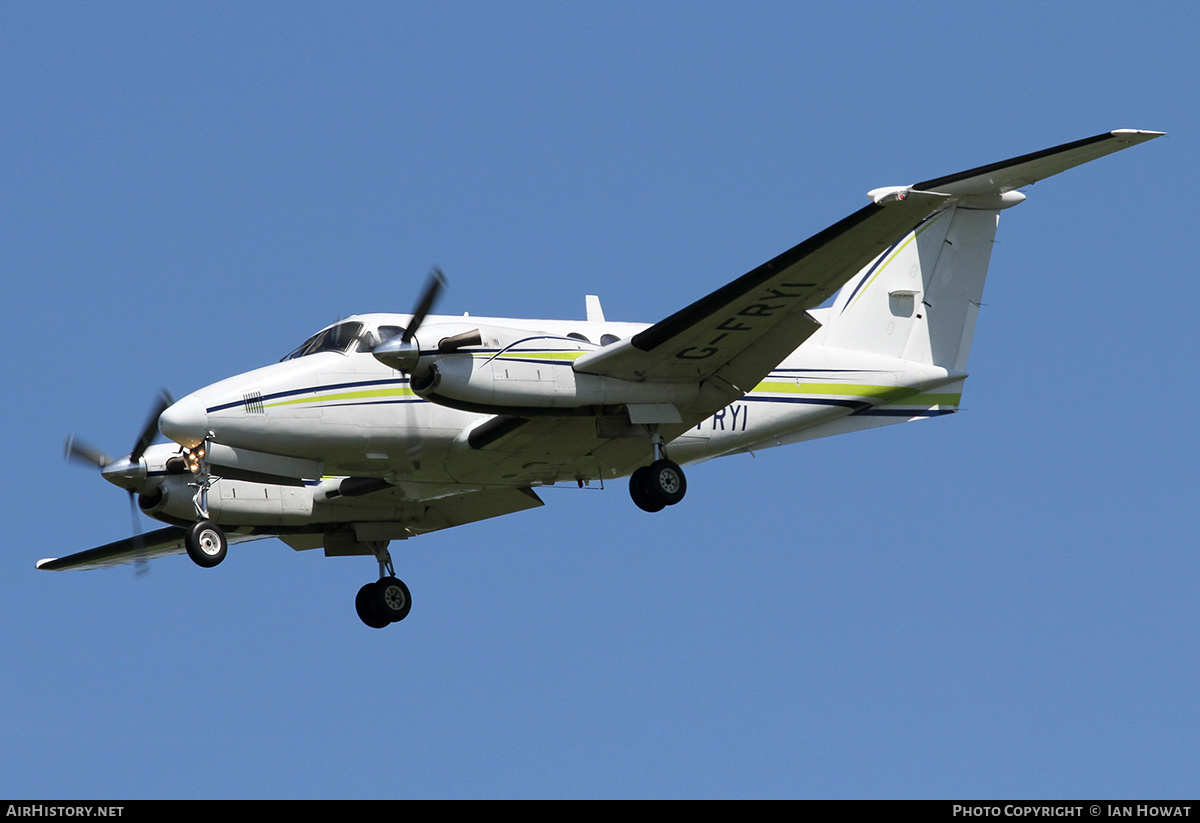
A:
[573,129,1164,401]
[37,527,270,571]
[572,190,948,395]
[40,486,546,570]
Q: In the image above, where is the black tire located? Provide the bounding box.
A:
[629,466,666,513]
[647,459,687,506]
[356,582,390,629]
[184,520,227,568]
[373,576,412,622]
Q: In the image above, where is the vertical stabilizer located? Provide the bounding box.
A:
[822,204,1000,372]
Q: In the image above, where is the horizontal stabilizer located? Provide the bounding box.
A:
[912,129,1164,197]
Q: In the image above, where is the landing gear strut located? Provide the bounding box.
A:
[355,542,412,629]
[628,431,687,512]
[182,434,228,568]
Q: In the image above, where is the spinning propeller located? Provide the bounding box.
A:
[373,266,449,373]
[65,390,175,574]
[403,265,447,345]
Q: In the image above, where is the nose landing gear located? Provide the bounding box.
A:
[184,519,228,567]
[182,434,229,569]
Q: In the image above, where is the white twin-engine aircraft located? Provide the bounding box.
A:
[46,129,1162,628]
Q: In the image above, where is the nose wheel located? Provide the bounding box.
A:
[184,519,228,567]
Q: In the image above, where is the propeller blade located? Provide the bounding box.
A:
[66,389,173,578]
[130,389,174,463]
[64,436,111,469]
[128,489,149,577]
[401,266,447,343]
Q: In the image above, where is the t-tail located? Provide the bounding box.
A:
[775,130,1163,445]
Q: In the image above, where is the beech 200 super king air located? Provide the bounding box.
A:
[45,129,1163,628]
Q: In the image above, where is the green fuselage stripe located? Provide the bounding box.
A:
[751,381,961,406]
[264,387,416,408]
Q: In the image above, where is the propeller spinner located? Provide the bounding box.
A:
[66,390,174,492]
[373,266,448,372]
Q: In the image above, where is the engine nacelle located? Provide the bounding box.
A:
[413,332,699,416]
[372,321,486,373]
[152,475,315,527]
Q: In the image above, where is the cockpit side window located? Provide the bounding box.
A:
[377,326,404,344]
[355,325,405,353]
[281,322,365,361]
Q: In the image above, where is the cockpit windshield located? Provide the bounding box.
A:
[281,322,365,361]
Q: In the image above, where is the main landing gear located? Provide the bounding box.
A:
[355,542,412,629]
[628,432,687,513]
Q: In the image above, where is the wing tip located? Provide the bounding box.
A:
[1111,128,1166,142]
[36,558,60,570]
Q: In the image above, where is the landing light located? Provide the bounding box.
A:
[184,448,204,474]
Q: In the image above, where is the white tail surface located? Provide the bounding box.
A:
[822,204,999,373]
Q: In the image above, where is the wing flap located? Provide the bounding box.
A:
[408,486,544,534]
[446,414,676,486]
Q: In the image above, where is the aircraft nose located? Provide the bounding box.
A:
[158,394,208,448]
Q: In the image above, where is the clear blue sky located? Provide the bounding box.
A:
[2,2,1195,799]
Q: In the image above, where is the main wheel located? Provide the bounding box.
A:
[647,459,686,506]
[630,466,666,513]
[373,576,412,623]
[184,519,227,568]
[355,582,390,629]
